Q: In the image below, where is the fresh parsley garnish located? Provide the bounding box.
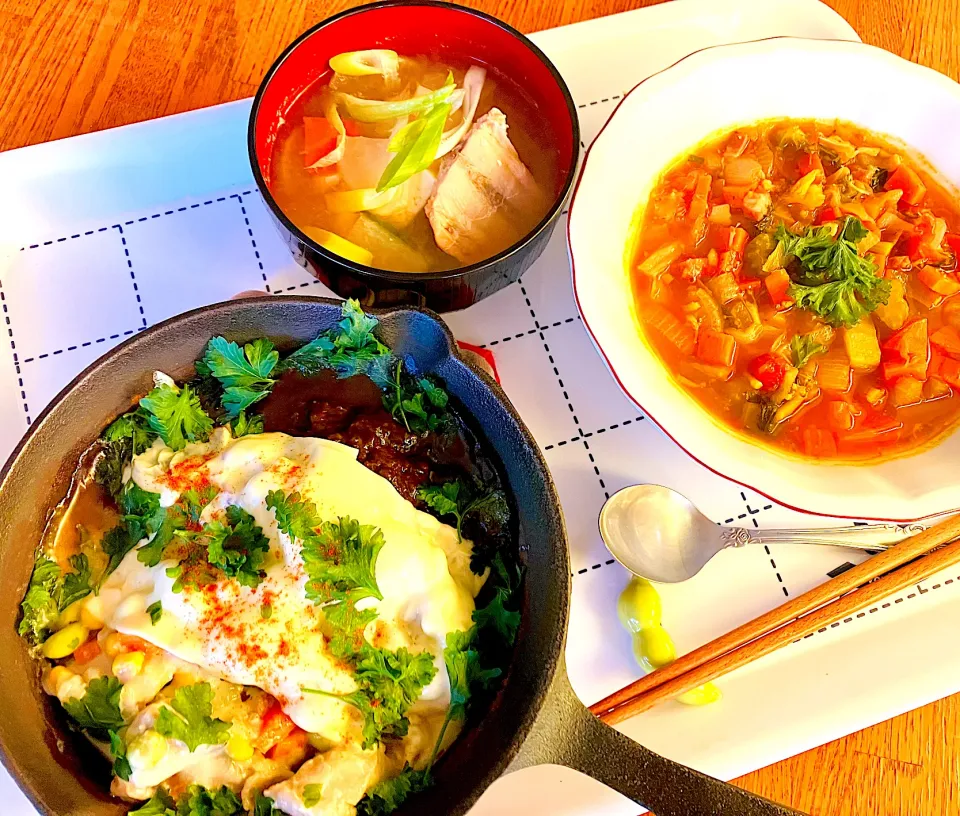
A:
[278,299,392,382]
[777,217,891,327]
[472,553,522,645]
[62,676,125,736]
[154,682,231,752]
[789,334,827,368]
[204,506,270,588]
[147,600,163,624]
[135,785,245,816]
[200,337,279,420]
[130,790,176,815]
[109,729,132,781]
[95,408,155,499]
[19,554,94,644]
[302,784,324,808]
[231,410,264,437]
[305,646,437,749]
[101,482,167,582]
[140,382,214,451]
[417,479,509,543]
[383,361,450,434]
[253,794,284,816]
[356,766,431,816]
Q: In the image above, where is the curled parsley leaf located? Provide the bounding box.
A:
[777,217,890,327]
[204,505,270,588]
[109,729,132,781]
[140,383,213,451]
[356,765,431,816]
[63,676,125,736]
[472,553,522,646]
[154,682,231,752]
[417,479,509,543]
[789,334,827,368]
[19,553,95,644]
[383,361,450,434]
[201,337,279,419]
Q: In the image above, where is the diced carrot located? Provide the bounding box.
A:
[930,325,960,359]
[258,701,296,752]
[890,376,925,408]
[918,266,960,297]
[266,728,309,765]
[802,427,838,458]
[947,234,960,256]
[940,358,960,389]
[814,206,838,225]
[722,186,749,210]
[72,637,101,665]
[724,226,750,254]
[797,152,824,177]
[881,318,929,380]
[696,329,736,367]
[303,117,340,166]
[764,269,792,306]
[827,401,855,432]
[645,304,696,355]
[838,415,903,447]
[739,279,762,293]
[885,164,926,206]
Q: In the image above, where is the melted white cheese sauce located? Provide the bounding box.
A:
[100,432,484,751]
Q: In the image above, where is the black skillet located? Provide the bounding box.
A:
[0,297,803,816]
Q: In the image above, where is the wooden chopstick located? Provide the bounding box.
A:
[589,511,960,725]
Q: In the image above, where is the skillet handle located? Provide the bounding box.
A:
[507,661,805,816]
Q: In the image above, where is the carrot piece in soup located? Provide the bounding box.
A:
[764,269,792,306]
[696,329,736,367]
[645,304,696,355]
[885,164,926,206]
[939,358,960,389]
[890,376,925,408]
[918,266,960,297]
[930,325,960,359]
[882,319,929,380]
[802,427,838,458]
[303,117,340,166]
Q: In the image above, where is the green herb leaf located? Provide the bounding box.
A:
[265,489,322,541]
[472,554,522,645]
[383,361,451,434]
[777,217,891,327]
[109,729,132,781]
[231,410,264,437]
[154,682,231,752]
[303,516,385,606]
[63,676,125,734]
[377,101,452,191]
[202,337,279,420]
[417,479,508,543]
[140,383,214,451]
[58,554,92,610]
[177,785,245,816]
[302,784,324,808]
[204,505,270,588]
[253,794,284,816]
[147,600,163,624]
[96,408,156,500]
[790,334,827,368]
[18,557,61,644]
[130,790,176,815]
[356,765,431,816]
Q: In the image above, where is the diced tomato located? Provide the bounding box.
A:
[947,234,960,256]
[814,206,838,225]
[802,427,838,458]
[931,326,960,359]
[303,117,340,167]
[885,164,926,206]
[722,186,749,210]
[764,269,792,306]
[696,329,737,367]
[72,637,101,665]
[748,353,786,392]
[739,279,762,293]
[881,319,929,381]
[797,152,824,177]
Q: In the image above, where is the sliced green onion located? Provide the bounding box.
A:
[377,102,452,191]
[339,75,460,123]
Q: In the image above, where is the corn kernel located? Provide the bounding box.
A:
[112,651,145,682]
[41,623,89,660]
[226,734,254,762]
[102,632,125,658]
[42,666,74,696]
[80,595,106,630]
[128,730,168,769]
[55,600,83,630]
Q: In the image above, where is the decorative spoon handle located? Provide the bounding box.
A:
[720,522,929,552]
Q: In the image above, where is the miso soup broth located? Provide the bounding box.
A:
[266,50,561,273]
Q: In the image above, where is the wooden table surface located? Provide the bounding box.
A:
[1,0,958,814]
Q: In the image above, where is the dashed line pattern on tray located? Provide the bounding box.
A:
[232,192,271,292]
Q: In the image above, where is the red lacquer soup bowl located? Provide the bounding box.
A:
[248,0,579,312]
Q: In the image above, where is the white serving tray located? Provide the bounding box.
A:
[6,1,954,814]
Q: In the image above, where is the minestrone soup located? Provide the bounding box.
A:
[631,119,960,461]
[266,49,560,273]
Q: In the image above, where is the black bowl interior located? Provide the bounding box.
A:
[0,297,568,815]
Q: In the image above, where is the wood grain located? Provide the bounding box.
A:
[0,1,958,814]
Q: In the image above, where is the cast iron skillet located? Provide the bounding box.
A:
[0,297,802,816]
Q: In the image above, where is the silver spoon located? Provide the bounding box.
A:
[599,484,929,583]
